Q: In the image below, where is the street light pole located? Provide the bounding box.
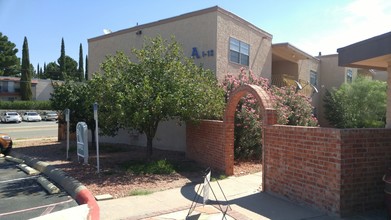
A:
[93,102,100,173]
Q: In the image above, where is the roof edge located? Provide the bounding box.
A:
[88,6,273,42]
[273,42,319,61]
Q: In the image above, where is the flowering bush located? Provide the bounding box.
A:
[222,69,318,160]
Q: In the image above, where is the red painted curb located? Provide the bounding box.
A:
[76,188,100,220]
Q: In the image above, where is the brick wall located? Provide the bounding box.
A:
[186,81,391,216]
[263,125,342,213]
[186,121,391,216]
[186,120,226,173]
[263,125,391,215]
[340,129,391,215]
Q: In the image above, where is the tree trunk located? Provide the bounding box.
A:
[145,121,159,161]
[146,135,153,160]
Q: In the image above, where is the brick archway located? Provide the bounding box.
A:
[223,84,277,178]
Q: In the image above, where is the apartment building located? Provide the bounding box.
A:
[88,6,381,148]
[87,6,328,149]
[0,77,55,101]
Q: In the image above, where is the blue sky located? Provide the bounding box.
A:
[1,0,390,70]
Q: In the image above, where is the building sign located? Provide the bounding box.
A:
[191,47,214,59]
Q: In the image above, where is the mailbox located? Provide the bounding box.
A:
[76,122,89,164]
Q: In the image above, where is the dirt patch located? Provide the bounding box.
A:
[12,139,261,199]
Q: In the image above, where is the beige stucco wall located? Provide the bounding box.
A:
[272,60,298,84]
[319,54,356,89]
[216,12,272,81]
[35,79,54,101]
[95,118,186,152]
[88,10,218,79]
[88,8,272,82]
[298,59,319,83]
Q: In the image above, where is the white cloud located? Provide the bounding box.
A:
[295,0,391,56]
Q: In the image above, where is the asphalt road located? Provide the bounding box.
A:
[0,157,78,219]
[0,121,58,140]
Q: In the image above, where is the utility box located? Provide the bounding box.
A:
[76,122,88,164]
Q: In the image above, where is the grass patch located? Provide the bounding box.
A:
[99,144,128,153]
[171,161,203,173]
[60,146,77,153]
[211,174,227,181]
[122,159,175,175]
[128,189,154,196]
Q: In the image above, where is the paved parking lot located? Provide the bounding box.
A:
[0,156,78,219]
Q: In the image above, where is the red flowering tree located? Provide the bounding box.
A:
[222,69,318,160]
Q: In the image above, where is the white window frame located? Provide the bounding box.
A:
[310,70,317,86]
[229,37,250,66]
[347,69,353,83]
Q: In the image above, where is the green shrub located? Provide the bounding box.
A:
[0,100,52,110]
[122,159,175,175]
[324,77,386,128]
[128,189,154,196]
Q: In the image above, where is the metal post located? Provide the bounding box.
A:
[93,102,100,173]
[65,109,70,160]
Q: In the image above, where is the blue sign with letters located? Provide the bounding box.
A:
[191,47,214,59]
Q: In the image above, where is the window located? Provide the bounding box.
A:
[310,70,317,86]
[0,81,9,92]
[347,69,353,83]
[229,38,249,66]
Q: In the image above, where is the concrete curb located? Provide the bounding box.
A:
[9,151,100,220]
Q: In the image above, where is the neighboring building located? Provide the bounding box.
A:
[0,76,54,101]
[358,68,388,81]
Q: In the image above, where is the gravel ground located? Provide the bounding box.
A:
[12,139,261,199]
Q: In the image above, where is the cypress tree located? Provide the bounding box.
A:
[43,62,47,78]
[36,63,40,78]
[59,38,66,80]
[85,55,88,80]
[20,36,32,100]
[78,43,84,81]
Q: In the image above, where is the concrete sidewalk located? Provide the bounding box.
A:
[98,172,387,220]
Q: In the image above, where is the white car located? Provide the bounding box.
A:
[1,112,22,123]
[42,111,58,121]
[22,112,42,122]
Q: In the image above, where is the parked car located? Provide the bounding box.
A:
[22,112,42,122]
[42,111,58,121]
[0,132,12,155]
[1,112,22,123]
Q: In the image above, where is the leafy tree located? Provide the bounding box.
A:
[222,69,317,160]
[324,76,386,128]
[78,43,84,81]
[46,61,60,79]
[20,37,32,100]
[91,36,224,159]
[59,38,66,80]
[0,32,20,76]
[45,56,78,80]
[50,80,97,146]
[57,55,78,80]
